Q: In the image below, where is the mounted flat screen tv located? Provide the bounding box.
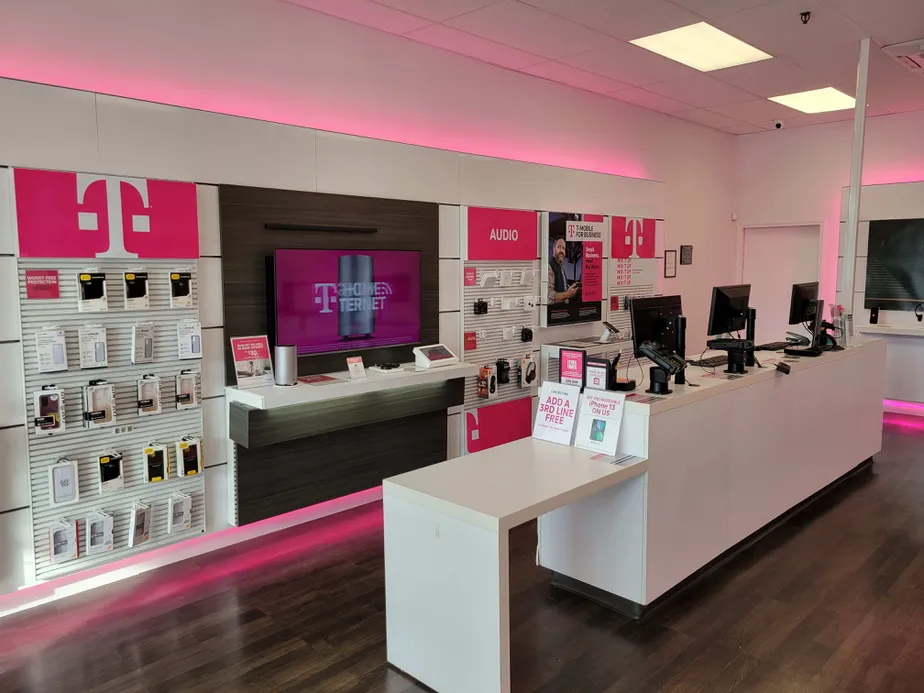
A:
[865,218,924,310]
[271,248,422,356]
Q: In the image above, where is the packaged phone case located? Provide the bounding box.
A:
[176,437,202,477]
[144,443,170,483]
[177,321,203,360]
[98,450,124,493]
[128,501,152,547]
[123,271,150,310]
[77,271,107,313]
[35,328,68,373]
[34,386,65,435]
[168,493,192,534]
[84,381,116,428]
[137,375,161,416]
[169,271,193,308]
[49,519,79,564]
[132,322,155,364]
[84,510,114,556]
[175,370,199,410]
[48,458,79,507]
[78,325,108,369]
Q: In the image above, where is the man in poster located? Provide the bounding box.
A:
[548,235,580,304]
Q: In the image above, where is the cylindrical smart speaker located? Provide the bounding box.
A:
[274,345,298,386]
[338,254,375,339]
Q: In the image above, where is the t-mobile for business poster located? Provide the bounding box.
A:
[545,213,604,327]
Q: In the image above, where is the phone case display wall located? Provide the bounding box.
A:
[18,259,206,582]
[463,261,541,408]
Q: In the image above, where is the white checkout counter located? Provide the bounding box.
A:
[383,339,886,693]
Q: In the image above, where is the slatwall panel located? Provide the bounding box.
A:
[19,258,205,582]
[463,261,540,407]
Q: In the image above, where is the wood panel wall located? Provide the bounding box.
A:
[219,185,439,382]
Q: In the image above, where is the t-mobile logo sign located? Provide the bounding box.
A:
[76,174,150,258]
[611,217,656,259]
[14,168,199,259]
[313,282,395,314]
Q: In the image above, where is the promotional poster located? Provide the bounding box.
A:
[274,249,421,355]
[545,213,604,327]
[574,390,627,456]
[533,382,581,446]
[230,335,275,389]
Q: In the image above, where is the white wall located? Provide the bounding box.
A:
[0,0,738,597]
[735,110,924,308]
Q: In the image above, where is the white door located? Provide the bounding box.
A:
[742,225,820,344]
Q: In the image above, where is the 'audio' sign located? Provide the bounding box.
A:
[466,207,538,261]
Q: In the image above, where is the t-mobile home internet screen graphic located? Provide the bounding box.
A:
[274,249,421,355]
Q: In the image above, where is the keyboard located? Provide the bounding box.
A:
[706,338,754,351]
[783,346,823,358]
[756,341,792,351]
[689,354,728,368]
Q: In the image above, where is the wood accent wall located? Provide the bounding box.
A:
[219,185,439,382]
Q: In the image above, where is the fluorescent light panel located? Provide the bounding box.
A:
[768,87,856,114]
[630,22,772,72]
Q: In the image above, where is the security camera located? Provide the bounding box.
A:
[774,120,784,129]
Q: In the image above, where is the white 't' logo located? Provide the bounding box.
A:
[76,174,151,259]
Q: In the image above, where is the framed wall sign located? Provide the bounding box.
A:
[664,249,677,278]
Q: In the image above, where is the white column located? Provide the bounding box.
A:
[841,38,871,306]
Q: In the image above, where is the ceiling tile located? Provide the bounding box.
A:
[444,1,615,59]
[863,45,924,114]
[282,0,432,34]
[723,122,771,134]
[520,0,702,41]
[645,73,758,107]
[710,98,802,123]
[672,108,744,131]
[562,39,698,86]
[824,0,924,47]
[522,61,631,95]
[372,0,503,22]
[711,58,828,97]
[405,24,546,69]
[785,40,859,94]
[610,87,691,113]
[669,0,774,19]
[713,0,868,58]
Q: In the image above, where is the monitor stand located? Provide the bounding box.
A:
[726,350,747,375]
[647,366,672,395]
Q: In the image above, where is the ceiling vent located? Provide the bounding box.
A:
[883,39,924,74]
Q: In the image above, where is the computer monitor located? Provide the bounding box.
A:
[788,282,819,325]
[630,295,683,358]
[706,284,751,336]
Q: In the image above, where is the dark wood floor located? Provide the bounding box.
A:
[3,416,924,692]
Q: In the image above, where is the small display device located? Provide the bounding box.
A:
[413,344,459,370]
[176,371,199,410]
[144,443,170,483]
[168,493,193,534]
[98,451,124,493]
[49,519,79,564]
[34,387,65,435]
[78,325,108,369]
[177,321,203,360]
[128,501,152,548]
[585,357,612,391]
[123,271,150,310]
[48,458,80,507]
[84,510,114,556]
[137,375,161,416]
[77,272,108,313]
[35,328,68,373]
[169,271,193,308]
[132,322,156,364]
[84,381,116,428]
[176,437,202,477]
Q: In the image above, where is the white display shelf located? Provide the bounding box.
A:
[225,361,479,410]
[857,325,924,338]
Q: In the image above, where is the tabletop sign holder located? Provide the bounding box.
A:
[413,344,459,370]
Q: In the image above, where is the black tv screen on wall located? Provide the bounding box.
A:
[865,218,924,310]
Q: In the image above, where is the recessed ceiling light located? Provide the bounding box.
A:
[630,22,772,72]
[768,87,856,113]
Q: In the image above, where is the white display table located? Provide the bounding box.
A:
[383,339,885,693]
